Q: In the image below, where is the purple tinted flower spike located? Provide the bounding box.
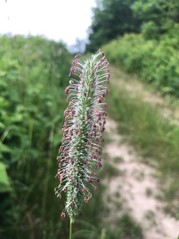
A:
[55,50,110,221]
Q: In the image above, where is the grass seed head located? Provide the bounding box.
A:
[55,50,110,220]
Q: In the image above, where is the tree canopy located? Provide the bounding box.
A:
[132,0,179,38]
[86,0,141,52]
[86,0,179,51]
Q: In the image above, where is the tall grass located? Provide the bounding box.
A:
[0,35,71,238]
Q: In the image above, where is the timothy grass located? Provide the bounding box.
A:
[108,67,179,218]
[0,37,143,239]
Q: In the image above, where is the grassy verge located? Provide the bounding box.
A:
[108,67,179,219]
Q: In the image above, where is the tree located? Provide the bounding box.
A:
[132,0,179,38]
[86,0,141,52]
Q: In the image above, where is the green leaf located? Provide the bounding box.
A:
[0,142,12,153]
[0,161,11,193]
[0,70,6,77]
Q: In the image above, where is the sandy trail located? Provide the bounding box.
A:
[102,66,179,238]
[104,117,179,239]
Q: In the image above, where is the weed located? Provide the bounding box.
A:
[113,156,124,163]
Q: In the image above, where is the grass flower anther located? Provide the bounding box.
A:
[55,50,110,221]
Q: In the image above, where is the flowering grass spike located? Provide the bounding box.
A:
[55,50,110,221]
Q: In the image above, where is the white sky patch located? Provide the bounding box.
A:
[0,0,96,45]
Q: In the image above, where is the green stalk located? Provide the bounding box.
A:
[69,218,74,239]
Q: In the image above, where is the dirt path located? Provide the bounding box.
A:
[103,66,179,238]
[104,118,179,239]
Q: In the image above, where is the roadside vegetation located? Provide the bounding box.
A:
[0,35,72,238]
[1,0,179,237]
[104,32,179,97]
[88,0,179,98]
[0,35,143,239]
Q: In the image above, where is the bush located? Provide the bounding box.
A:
[103,32,179,97]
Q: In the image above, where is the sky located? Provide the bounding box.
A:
[0,0,96,46]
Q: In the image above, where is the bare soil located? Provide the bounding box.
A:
[104,118,179,239]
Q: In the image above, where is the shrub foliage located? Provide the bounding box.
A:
[0,35,72,238]
[103,31,179,97]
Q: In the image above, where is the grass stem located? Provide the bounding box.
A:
[69,218,73,239]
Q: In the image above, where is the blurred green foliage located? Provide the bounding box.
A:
[87,0,179,98]
[0,35,143,239]
[87,0,179,51]
[0,161,11,192]
[132,0,179,38]
[86,0,141,52]
[0,35,72,238]
[103,32,179,97]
